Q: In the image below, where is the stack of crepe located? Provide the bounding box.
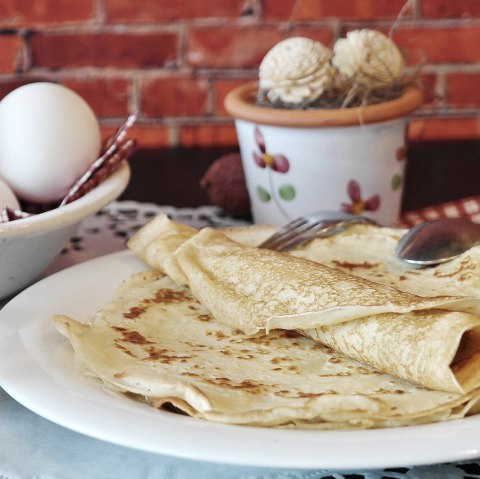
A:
[54,215,480,429]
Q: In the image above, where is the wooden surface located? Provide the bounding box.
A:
[120,140,480,214]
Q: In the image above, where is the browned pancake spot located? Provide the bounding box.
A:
[332,260,379,271]
[112,326,153,344]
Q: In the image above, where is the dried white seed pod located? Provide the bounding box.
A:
[259,37,335,104]
[332,29,405,88]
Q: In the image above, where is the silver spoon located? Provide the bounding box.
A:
[396,218,480,266]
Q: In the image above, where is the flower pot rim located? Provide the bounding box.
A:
[224,82,423,127]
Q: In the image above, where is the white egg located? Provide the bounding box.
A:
[0,176,20,211]
[0,82,101,203]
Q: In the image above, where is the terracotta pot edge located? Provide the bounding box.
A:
[224,82,423,127]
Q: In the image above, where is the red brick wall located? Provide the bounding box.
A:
[1,0,480,147]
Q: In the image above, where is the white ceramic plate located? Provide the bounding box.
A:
[0,251,480,470]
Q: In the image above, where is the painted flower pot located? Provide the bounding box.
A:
[224,82,423,226]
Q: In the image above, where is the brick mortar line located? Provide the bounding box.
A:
[3,19,270,35]
[103,114,480,130]
[288,18,480,29]
[5,16,480,35]
[95,0,106,24]
[419,64,480,74]
[130,116,234,125]
[415,108,480,117]
[12,68,181,78]
[129,76,141,115]
[176,22,188,69]
[206,78,215,117]
[11,65,480,80]
[95,109,480,124]
[11,24,181,35]
[8,68,259,79]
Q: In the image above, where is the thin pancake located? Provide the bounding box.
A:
[127,215,480,393]
[290,223,480,299]
[53,271,480,429]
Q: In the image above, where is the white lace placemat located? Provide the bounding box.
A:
[43,201,250,275]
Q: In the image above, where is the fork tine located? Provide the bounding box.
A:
[258,217,309,249]
[261,221,314,250]
[258,212,378,252]
[260,219,327,251]
[274,221,336,252]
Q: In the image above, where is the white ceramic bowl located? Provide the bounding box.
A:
[0,162,130,300]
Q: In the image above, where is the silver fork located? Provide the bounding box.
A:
[258,211,377,252]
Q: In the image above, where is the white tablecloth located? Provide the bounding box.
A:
[0,201,479,479]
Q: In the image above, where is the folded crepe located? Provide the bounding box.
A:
[127,215,480,394]
[290,222,480,299]
[53,270,480,429]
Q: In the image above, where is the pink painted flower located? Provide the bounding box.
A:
[252,127,290,173]
[342,180,380,215]
[396,145,407,161]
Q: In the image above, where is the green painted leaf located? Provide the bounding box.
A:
[256,185,271,202]
[279,184,296,201]
[391,174,402,191]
